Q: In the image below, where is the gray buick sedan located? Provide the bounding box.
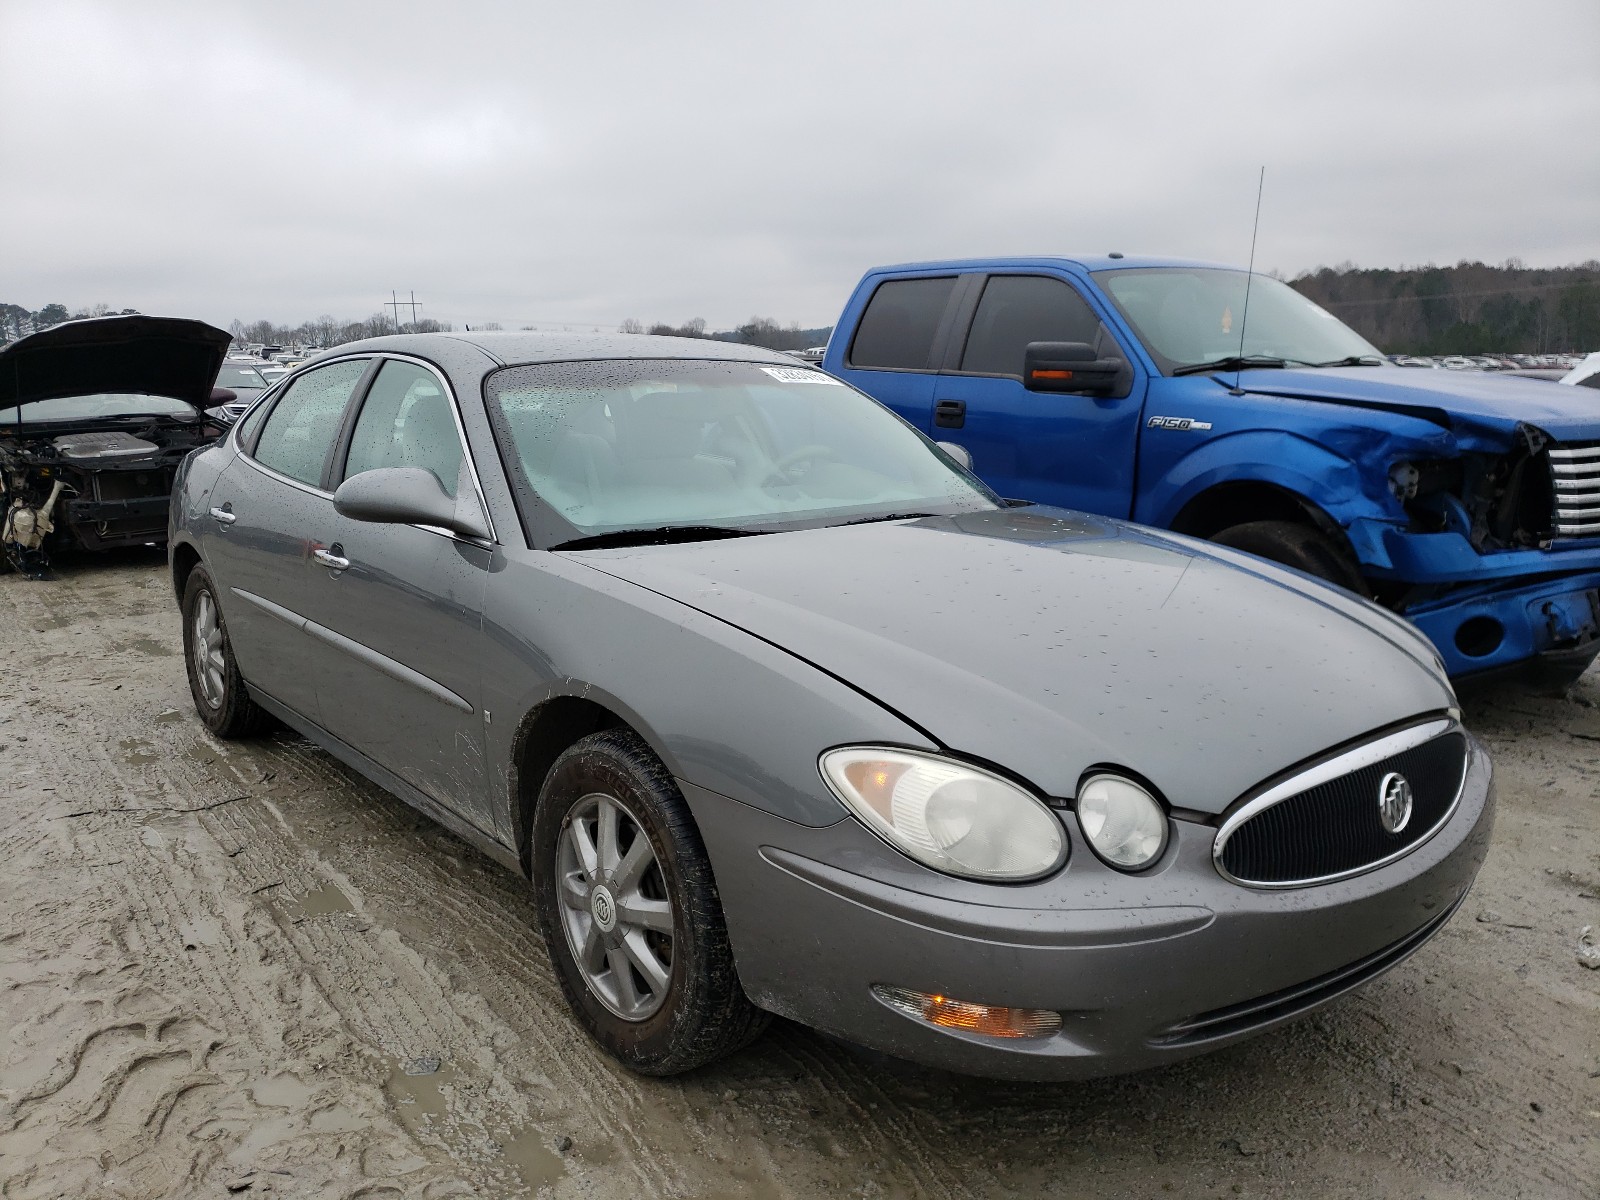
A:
[167,332,1492,1079]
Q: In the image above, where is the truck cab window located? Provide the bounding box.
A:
[960,275,1105,377]
[848,277,958,370]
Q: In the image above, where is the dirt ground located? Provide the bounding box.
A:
[0,549,1595,1200]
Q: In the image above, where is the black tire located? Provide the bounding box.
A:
[1210,519,1368,596]
[181,565,273,738]
[532,728,769,1075]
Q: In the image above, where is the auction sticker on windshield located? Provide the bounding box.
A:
[761,366,842,384]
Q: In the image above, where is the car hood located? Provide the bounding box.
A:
[1232,366,1600,441]
[0,315,231,409]
[575,509,1456,816]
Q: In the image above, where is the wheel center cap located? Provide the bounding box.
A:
[590,885,617,933]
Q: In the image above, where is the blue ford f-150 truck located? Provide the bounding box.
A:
[823,257,1600,684]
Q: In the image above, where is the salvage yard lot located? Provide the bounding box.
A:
[1,551,1596,1199]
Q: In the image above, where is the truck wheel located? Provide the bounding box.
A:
[182,566,274,737]
[533,728,769,1075]
[1210,520,1368,595]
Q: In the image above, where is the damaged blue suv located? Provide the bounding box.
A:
[824,258,1600,685]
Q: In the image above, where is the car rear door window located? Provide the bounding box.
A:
[342,360,464,497]
[251,360,369,488]
[848,276,958,370]
[959,275,1105,377]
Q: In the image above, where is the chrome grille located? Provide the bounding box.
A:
[1547,444,1600,536]
[1214,719,1468,889]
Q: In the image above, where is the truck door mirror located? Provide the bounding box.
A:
[1023,341,1125,397]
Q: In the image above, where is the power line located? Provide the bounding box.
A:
[384,290,422,330]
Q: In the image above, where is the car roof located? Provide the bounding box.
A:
[864,254,1246,275]
[318,331,805,369]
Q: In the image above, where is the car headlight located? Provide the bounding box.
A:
[820,747,1066,882]
[1076,774,1168,870]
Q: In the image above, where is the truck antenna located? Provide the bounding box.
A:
[1233,166,1266,392]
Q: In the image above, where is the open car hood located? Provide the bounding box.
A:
[0,315,232,409]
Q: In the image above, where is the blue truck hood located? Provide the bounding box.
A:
[579,508,1455,815]
[1234,367,1599,442]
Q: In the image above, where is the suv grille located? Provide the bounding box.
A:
[1215,722,1468,888]
[1547,444,1600,536]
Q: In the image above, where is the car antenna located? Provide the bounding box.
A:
[1231,165,1266,395]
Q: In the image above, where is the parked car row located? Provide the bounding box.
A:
[1390,352,1589,372]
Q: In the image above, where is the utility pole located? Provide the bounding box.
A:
[384,291,422,332]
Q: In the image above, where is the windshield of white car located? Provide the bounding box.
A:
[1092,268,1385,376]
[484,358,1000,546]
[0,393,200,426]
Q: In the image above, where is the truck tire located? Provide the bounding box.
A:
[1210,520,1368,596]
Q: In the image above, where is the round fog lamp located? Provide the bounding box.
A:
[1077,774,1168,869]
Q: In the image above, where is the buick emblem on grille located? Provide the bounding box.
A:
[1377,772,1414,834]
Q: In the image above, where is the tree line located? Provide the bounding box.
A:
[1,303,833,353]
[1287,260,1600,354]
[0,302,141,342]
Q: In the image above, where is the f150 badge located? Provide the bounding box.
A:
[1148,416,1213,431]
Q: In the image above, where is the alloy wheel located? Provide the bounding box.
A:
[191,589,226,709]
[555,791,676,1021]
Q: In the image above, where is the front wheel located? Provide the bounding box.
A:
[181,566,273,738]
[1210,519,1368,596]
[532,728,768,1075]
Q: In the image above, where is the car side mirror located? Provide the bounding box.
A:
[210,387,237,404]
[333,467,491,541]
[935,441,973,471]
[1023,342,1125,397]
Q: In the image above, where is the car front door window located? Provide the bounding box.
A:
[252,360,370,487]
[342,360,467,496]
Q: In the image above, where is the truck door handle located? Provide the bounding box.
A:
[935,399,966,429]
[312,547,350,571]
[209,506,237,525]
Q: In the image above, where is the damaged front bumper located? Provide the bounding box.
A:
[1345,521,1600,683]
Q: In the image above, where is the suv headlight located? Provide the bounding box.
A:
[1076,774,1168,870]
[820,747,1066,882]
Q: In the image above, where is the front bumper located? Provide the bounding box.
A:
[1402,573,1600,683]
[62,495,172,550]
[683,736,1494,1081]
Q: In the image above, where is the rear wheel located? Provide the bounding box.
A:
[532,728,768,1075]
[1210,519,1368,595]
[182,566,273,737]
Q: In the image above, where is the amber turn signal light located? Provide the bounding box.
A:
[872,985,1062,1039]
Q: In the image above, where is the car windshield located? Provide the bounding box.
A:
[0,392,199,426]
[217,366,268,388]
[1092,267,1384,375]
[485,358,999,543]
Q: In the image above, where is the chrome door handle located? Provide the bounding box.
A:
[209,507,237,524]
[312,548,350,570]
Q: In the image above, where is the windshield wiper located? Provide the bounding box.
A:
[1171,355,1288,376]
[552,524,772,551]
[838,512,939,526]
[1302,354,1386,368]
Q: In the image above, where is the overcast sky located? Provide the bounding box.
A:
[2,0,1596,332]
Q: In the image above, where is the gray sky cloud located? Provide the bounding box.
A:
[2,0,1596,331]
